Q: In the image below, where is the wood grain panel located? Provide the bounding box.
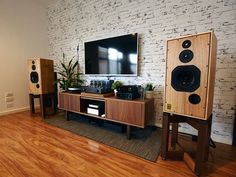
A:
[0,112,235,177]
[205,32,217,118]
[106,99,144,127]
[164,32,217,120]
[59,92,80,112]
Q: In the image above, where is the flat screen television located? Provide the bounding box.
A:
[85,33,138,76]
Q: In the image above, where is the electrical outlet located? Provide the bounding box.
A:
[5,97,14,103]
[5,92,14,98]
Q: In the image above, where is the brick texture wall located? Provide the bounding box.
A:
[48,0,236,144]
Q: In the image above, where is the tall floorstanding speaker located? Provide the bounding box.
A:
[28,58,54,95]
[164,32,217,120]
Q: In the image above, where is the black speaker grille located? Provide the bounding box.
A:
[171,65,201,92]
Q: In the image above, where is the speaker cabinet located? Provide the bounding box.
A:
[164,32,217,120]
[28,58,54,95]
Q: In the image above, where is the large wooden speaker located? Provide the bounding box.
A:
[28,58,54,95]
[164,32,217,120]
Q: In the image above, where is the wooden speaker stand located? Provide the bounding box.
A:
[161,112,212,176]
[29,93,57,118]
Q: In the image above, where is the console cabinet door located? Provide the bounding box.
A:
[59,93,80,113]
[106,99,144,127]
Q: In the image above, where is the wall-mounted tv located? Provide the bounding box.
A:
[85,33,138,76]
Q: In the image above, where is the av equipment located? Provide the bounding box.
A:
[87,103,104,116]
[164,32,217,120]
[28,58,54,95]
[84,80,114,94]
[117,85,140,100]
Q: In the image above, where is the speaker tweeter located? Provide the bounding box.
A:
[182,40,191,48]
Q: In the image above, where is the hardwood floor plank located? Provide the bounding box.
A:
[0,111,236,177]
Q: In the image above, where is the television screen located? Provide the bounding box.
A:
[85,33,138,76]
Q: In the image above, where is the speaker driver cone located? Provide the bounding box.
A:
[171,65,201,92]
[182,40,191,48]
[179,50,194,63]
[32,65,36,70]
[30,72,39,83]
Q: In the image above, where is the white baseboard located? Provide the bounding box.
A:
[0,105,40,117]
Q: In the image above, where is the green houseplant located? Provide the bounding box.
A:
[111,81,123,96]
[145,83,156,99]
[55,53,84,91]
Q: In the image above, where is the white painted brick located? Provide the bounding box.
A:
[48,0,236,145]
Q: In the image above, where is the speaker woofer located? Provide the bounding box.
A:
[182,40,191,48]
[189,94,201,104]
[30,72,39,83]
[179,50,194,63]
[171,65,201,92]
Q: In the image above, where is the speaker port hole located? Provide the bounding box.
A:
[189,94,201,104]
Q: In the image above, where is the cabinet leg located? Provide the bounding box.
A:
[161,113,170,160]
[40,94,46,118]
[195,122,208,176]
[53,93,57,114]
[65,111,70,121]
[29,94,35,115]
[126,125,131,139]
[171,122,178,149]
[205,115,212,161]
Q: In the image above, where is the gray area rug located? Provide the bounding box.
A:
[44,113,162,162]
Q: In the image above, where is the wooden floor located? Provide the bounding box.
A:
[0,111,235,177]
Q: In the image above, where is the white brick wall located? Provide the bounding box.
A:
[48,0,236,144]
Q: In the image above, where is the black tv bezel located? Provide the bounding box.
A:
[84,33,138,77]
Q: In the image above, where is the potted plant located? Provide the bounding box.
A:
[55,53,84,91]
[145,83,156,99]
[111,81,123,96]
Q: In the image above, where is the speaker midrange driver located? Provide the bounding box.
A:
[179,50,194,63]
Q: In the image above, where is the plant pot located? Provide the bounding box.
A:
[145,91,153,99]
[114,89,118,96]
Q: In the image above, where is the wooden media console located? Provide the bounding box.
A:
[58,92,154,139]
